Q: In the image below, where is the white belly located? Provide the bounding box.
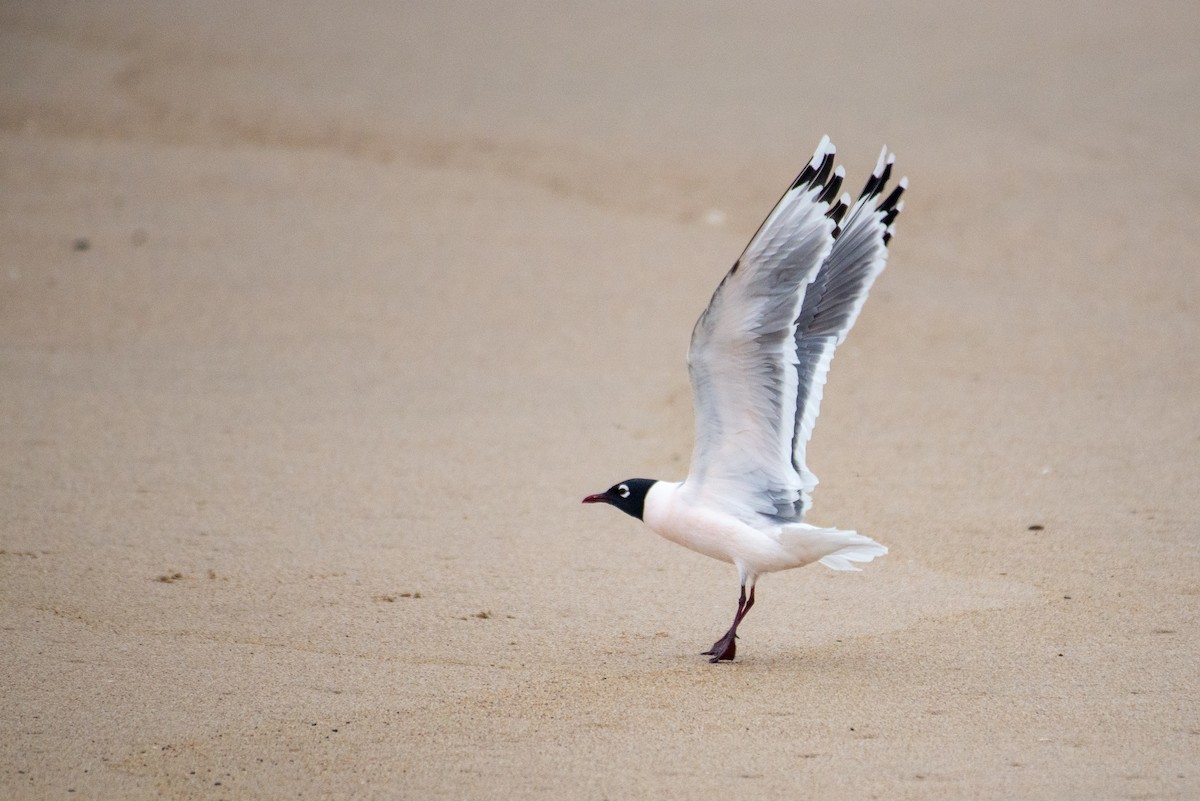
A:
[642,481,801,575]
[638,481,887,577]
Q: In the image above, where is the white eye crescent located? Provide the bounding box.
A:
[617,484,630,498]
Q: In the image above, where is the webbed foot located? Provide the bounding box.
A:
[702,633,737,662]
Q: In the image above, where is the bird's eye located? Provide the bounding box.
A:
[617,484,630,498]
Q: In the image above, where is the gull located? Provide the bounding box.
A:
[583,137,906,662]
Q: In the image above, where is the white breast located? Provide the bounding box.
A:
[642,481,798,574]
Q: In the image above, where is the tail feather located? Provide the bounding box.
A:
[818,531,888,571]
[777,523,888,571]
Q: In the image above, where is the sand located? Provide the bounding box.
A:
[2,2,1198,798]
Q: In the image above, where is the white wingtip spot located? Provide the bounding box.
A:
[899,176,909,189]
[873,145,888,176]
[812,135,836,163]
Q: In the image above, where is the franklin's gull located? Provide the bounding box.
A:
[584,136,906,662]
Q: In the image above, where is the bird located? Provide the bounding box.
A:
[583,136,906,663]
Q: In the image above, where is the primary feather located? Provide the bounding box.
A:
[682,138,905,523]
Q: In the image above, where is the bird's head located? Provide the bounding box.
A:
[582,479,656,521]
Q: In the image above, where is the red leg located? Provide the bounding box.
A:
[702,584,756,663]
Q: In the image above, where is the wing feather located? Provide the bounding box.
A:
[789,148,907,516]
[683,140,907,522]
[682,139,841,520]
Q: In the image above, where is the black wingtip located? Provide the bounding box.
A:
[790,137,837,193]
[790,164,817,191]
[826,196,850,229]
[816,168,845,205]
[876,160,894,196]
[859,172,881,201]
[879,181,906,215]
[857,149,894,203]
[878,177,906,240]
[812,151,835,189]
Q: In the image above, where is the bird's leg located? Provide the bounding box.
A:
[703,584,756,663]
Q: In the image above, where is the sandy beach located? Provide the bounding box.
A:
[2,2,1198,798]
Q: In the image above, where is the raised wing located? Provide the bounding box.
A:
[682,137,850,521]
[682,139,905,523]
[788,148,906,517]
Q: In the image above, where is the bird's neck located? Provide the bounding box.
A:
[642,480,683,528]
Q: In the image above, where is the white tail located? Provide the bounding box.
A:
[776,523,888,571]
[817,530,888,571]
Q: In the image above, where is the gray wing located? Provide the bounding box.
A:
[682,137,851,521]
[785,147,907,519]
